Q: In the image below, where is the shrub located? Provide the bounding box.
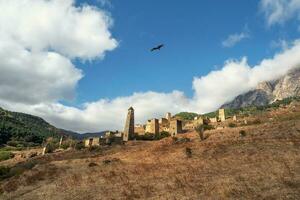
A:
[252,119,261,124]
[134,132,170,141]
[159,131,170,138]
[239,130,246,137]
[228,122,237,128]
[185,147,192,158]
[88,162,98,167]
[0,151,14,161]
[45,142,58,153]
[0,166,11,180]
[74,141,85,150]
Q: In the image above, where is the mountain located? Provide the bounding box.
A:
[222,68,300,109]
[75,131,107,140]
[0,107,78,145]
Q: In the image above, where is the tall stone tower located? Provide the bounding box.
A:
[123,107,134,141]
[219,109,226,122]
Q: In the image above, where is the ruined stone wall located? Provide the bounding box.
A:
[145,119,159,134]
[135,125,145,135]
[169,120,182,137]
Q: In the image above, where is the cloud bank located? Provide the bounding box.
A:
[1,0,300,133]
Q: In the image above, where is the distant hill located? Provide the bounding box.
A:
[0,107,79,146]
[0,106,110,146]
[222,68,300,109]
[72,131,107,140]
[175,112,200,120]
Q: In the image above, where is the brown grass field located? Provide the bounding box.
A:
[1,104,300,200]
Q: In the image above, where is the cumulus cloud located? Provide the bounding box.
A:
[260,0,300,26]
[0,0,117,59]
[0,0,117,105]
[222,32,249,47]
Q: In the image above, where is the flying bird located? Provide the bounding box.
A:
[151,44,164,51]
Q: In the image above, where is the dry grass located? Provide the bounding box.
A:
[1,105,300,199]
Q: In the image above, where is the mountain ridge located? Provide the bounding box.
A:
[222,68,300,109]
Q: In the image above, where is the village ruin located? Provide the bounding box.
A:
[83,107,235,147]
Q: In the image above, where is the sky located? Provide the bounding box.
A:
[0,0,300,133]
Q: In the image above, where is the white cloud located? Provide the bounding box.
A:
[0,0,117,59]
[222,32,249,47]
[0,0,117,104]
[260,0,300,26]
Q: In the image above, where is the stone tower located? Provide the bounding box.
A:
[169,119,182,137]
[219,109,226,122]
[123,107,134,141]
[166,112,172,121]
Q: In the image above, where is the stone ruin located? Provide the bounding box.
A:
[123,107,134,141]
[84,137,100,148]
[193,117,204,127]
[209,117,218,123]
[219,109,226,122]
[166,112,172,121]
[146,119,159,134]
[169,119,183,137]
[135,124,145,135]
[233,115,237,121]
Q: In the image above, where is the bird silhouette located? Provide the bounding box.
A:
[151,44,164,51]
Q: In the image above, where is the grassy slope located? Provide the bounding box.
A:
[0,103,300,199]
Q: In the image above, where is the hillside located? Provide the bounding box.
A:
[0,107,76,146]
[0,101,299,199]
[222,68,300,109]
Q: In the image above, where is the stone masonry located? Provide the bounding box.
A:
[123,107,134,141]
[145,119,159,134]
[169,119,182,137]
[219,109,226,122]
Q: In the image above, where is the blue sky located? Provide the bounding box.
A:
[73,0,298,105]
[1,0,300,132]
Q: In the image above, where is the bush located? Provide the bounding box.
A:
[0,151,14,161]
[88,162,98,167]
[239,130,246,137]
[202,124,215,131]
[159,131,170,138]
[185,147,192,158]
[133,132,170,141]
[45,142,58,153]
[0,166,10,180]
[252,119,261,124]
[74,141,85,150]
[228,122,237,128]
[61,143,69,149]
[0,159,38,181]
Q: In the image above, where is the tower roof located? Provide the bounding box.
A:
[128,106,134,111]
